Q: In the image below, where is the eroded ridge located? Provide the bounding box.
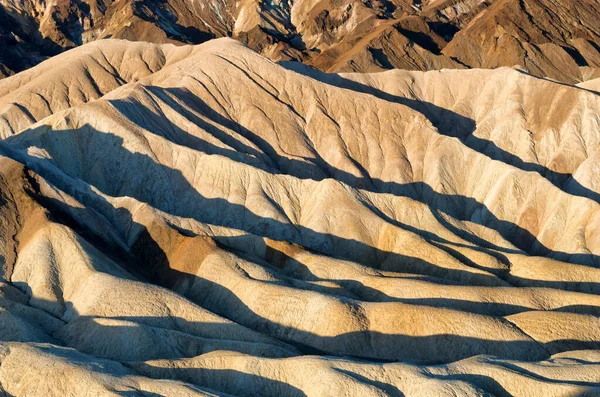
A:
[1,39,600,396]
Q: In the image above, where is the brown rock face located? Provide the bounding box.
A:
[2,0,600,82]
[442,0,600,83]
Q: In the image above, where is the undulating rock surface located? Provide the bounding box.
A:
[1,38,600,395]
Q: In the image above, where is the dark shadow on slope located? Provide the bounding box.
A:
[173,274,600,364]
[109,93,449,218]
[433,373,513,397]
[108,86,283,175]
[129,365,309,397]
[0,4,67,74]
[513,68,600,96]
[4,118,600,275]
[108,87,521,269]
[3,119,600,287]
[1,77,599,396]
[108,88,600,268]
[0,197,557,375]
[0,4,67,56]
[427,21,460,42]
[50,318,600,395]
[55,273,555,365]
[484,358,600,387]
[563,46,589,67]
[25,312,600,394]
[280,62,600,205]
[397,27,442,54]
[4,131,600,370]
[368,48,395,69]
[133,0,216,44]
[1,126,510,288]
[332,368,405,397]
[552,305,600,316]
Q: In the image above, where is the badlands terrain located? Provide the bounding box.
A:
[2,27,600,397]
[2,0,600,82]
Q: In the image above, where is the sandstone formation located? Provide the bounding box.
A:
[1,38,600,395]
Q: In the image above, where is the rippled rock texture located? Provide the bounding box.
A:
[1,38,600,395]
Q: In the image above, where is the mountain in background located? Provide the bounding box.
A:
[2,0,600,83]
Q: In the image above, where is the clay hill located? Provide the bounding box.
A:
[2,0,600,83]
[1,37,600,395]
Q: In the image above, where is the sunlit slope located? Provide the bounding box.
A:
[1,38,600,396]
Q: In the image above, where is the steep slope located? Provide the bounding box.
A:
[442,0,600,83]
[0,40,194,136]
[332,66,600,203]
[1,38,600,395]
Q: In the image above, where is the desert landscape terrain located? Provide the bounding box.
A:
[1,0,600,396]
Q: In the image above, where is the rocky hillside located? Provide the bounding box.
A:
[2,0,600,83]
[1,38,600,395]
